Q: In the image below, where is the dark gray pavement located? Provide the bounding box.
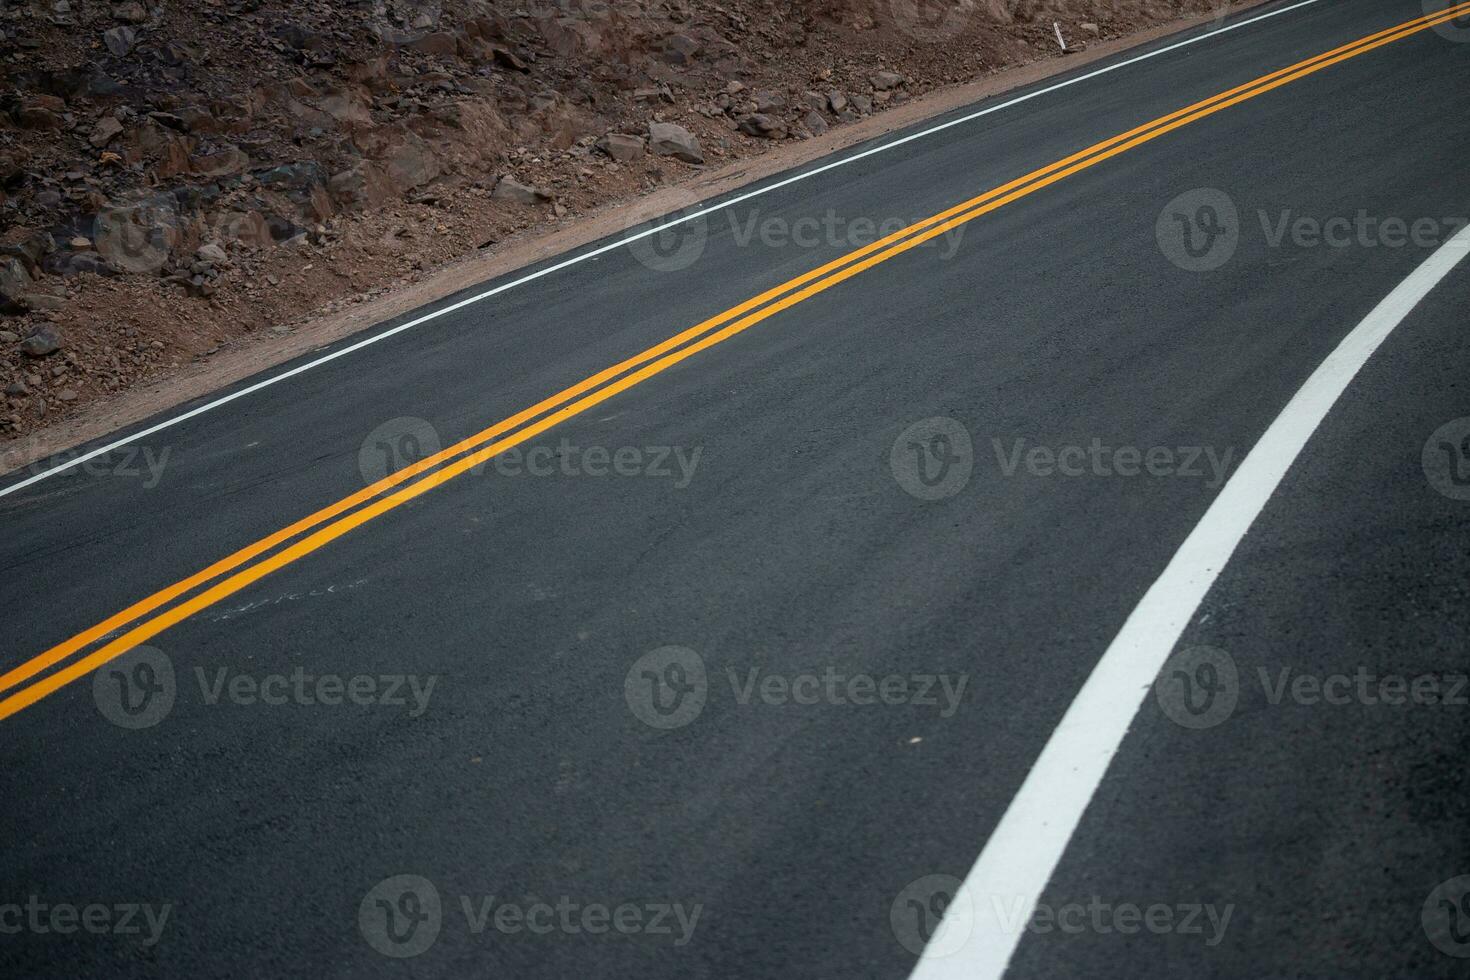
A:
[3,1,1469,976]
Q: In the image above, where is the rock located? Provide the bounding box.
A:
[113,1,147,23]
[89,116,124,146]
[190,147,249,178]
[540,17,601,58]
[44,251,112,277]
[490,45,529,72]
[380,139,440,192]
[407,32,458,58]
[4,382,27,396]
[738,113,787,138]
[20,327,62,357]
[726,80,746,95]
[277,23,326,51]
[157,40,197,66]
[176,105,219,133]
[102,26,136,56]
[16,106,63,130]
[803,111,829,136]
[255,162,328,222]
[1,232,54,272]
[328,161,394,209]
[647,122,704,164]
[21,294,66,311]
[318,94,372,127]
[869,71,904,91]
[752,89,786,113]
[196,242,228,265]
[57,389,78,402]
[595,133,645,162]
[661,33,700,64]
[0,258,32,307]
[212,210,272,249]
[492,175,549,204]
[802,91,828,112]
[634,85,672,104]
[827,90,848,113]
[850,94,873,114]
[0,331,18,343]
[465,13,508,41]
[1081,22,1100,33]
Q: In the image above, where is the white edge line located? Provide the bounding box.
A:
[908,225,1470,980]
[0,0,1325,500]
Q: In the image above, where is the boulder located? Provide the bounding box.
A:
[380,138,440,192]
[596,133,645,162]
[45,251,113,277]
[211,210,273,249]
[113,2,147,24]
[19,327,62,357]
[190,147,249,178]
[16,106,63,130]
[89,116,124,147]
[328,161,395,209]
[647,122,704,164]
[196,242,228,265]
[752,90,785,113]
[318,93,372,127]
[406,32,458,58]
[661,33,700,65]
[176,106,220,133]
[738,113,786,139]
[0,258,32,308]
[490,46,529,72]
[102,26,136,56]
[539,18,601,58]
[492,176,549,204]
[22,293,66,311]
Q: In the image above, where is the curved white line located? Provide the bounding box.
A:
[908,226,1470,980]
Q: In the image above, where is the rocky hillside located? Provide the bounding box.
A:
[0,0,1224,441]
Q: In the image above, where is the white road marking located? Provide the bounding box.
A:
[0,0,1325,500]
[908,225,1470,980]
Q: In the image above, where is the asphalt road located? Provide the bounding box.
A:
[4,1,1470,976]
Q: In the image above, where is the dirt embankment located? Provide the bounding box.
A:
[0,0,1227,459]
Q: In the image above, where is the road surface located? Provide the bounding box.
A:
[4,1,1470,976]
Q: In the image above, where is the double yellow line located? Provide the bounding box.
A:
[3,3,1465,722]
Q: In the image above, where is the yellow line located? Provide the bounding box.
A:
[0,4,1451,703]
[1,4,1462,721]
